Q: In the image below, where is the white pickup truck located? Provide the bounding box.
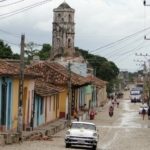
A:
[130,90,142,103]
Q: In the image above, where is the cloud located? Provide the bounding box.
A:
[0,0,149,72]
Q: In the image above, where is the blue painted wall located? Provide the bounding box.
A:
[79,87,85,107]
[34,95,45,128]
[6,79,13,130]
[0,77,13,131]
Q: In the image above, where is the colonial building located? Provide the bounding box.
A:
[0,60,38,132]
[51,2,75,59]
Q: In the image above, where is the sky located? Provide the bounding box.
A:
[0,0,150,72]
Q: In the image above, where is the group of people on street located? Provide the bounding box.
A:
[109,95,119,117]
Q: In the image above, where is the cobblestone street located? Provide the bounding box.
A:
[1,93,150,150]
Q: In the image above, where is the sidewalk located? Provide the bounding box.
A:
[22,119,67,141]
[23,111,90,141]
[0,119,68,145]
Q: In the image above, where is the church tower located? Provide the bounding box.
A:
[51,2,75,59]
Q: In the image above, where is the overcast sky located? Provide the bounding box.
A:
[0,0,150,72]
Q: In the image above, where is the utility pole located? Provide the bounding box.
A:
[92,68,96,107]
[67,62,72,125]
[18,34,25,139]
[135,53,150,106]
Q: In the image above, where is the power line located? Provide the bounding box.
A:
[0,0,25,7]
[0,28,20,37]
[0,0,51,20]
[109,41,145,61]
[0,0,50,17]
[0,38,20,46]
[90,26,150,53]
[0,0,8,2]
[100,33,145,58]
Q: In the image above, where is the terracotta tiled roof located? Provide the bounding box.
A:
[0,60,39,78]
[0,60,19,75]
[27,61,90,86]
[35,80,64,97]
[86,75,107,88]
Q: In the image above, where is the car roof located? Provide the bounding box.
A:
[71,121,96,126]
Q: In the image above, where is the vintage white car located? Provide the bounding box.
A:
[65,121,99,150]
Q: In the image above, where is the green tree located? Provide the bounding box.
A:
[12,53,20,59]
[75,47,120,93]
[25,42,39,61]
[38,44,51,60]
[0,40,13,58]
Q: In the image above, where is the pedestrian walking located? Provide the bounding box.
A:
[112,99,115,107]
[148,107,150,120]
[73,109,79,121]
[109,105,114,117]
[142,107,146,120]
[116,100,119,108]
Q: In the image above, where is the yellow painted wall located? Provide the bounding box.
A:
[12,78,35,130]
[12,79,19,130]
[23,79,35,128]
[57,94,60,118]
[59,88,68,117]
[85,94,92,109]
[97,85,107,106]
[48,95,58,121]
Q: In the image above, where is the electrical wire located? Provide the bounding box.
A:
[90,26,150,53]
[0,38,20,46]
[93,34,144,56]
[0,28,20,38]
[104,2,149,61]
[0,0,25,7]
[0,0,51,20]
[109,41,145,60]
[105,37,145,58]
[0,0,50,17]
[0,0,8,2]
[98,33,145,58]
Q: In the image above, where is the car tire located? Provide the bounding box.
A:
[92,145,97,150]
[65,143,71,148]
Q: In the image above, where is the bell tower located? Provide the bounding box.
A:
[51,2,75,59]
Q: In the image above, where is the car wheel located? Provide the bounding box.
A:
[65,143,71,148]
[92,145,97,150]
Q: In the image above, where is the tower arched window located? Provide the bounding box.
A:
[58,14,61,18]
[57,14,61,22]
[68,39,71,48]
[68,14,72,22]
[57,38,60,47]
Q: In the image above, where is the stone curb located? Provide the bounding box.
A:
[0,111,91,145]
[23,120,67,141]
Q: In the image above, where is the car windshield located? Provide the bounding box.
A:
[130,91,140,95]
[71,123,96,130]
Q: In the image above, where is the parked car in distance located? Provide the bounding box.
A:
[124,86,130,91]
[139,104,148,114]
[65,121,99,150]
